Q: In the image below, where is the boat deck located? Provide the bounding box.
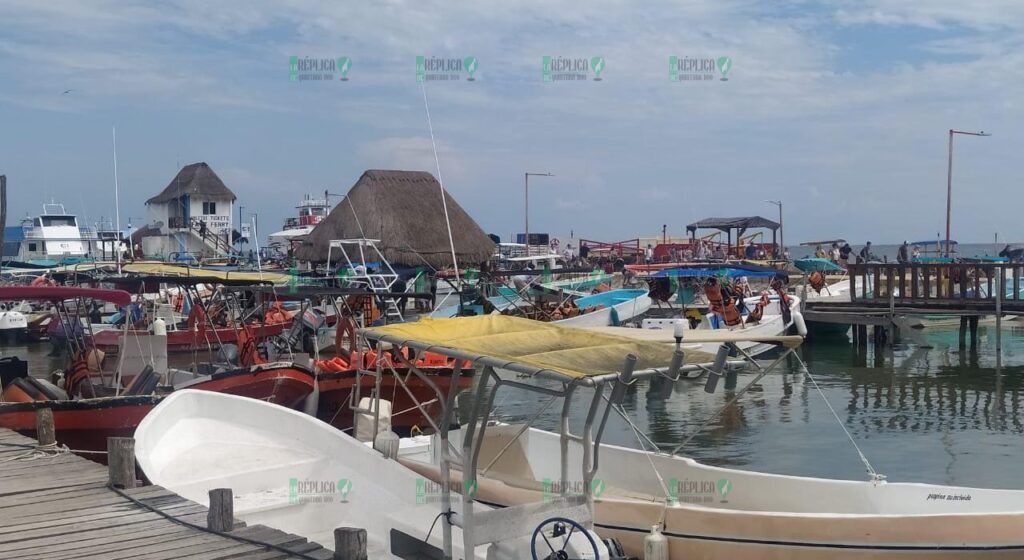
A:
[0,428,334,559]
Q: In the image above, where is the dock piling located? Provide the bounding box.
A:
[208,488,234,532]
[35,408,55,447]
[334,527,368,560]
[107,436,137,489]
[969,316,979,349]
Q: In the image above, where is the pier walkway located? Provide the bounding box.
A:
[0,427,334,560]
[804,262,1024,347]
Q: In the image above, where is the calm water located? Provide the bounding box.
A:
[484,322,1024,489]
[11,322,1024,489]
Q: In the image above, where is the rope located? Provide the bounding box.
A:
[794,353,884,481]
[107,484,325,560]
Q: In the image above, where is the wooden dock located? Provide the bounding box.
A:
[0,427,335,560]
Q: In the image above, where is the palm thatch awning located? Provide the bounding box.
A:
[146,162,236,204]
[295,170,495,269]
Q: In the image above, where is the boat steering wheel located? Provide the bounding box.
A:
[531,517,600,560]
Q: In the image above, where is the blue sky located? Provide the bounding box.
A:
[1,0,1022,244]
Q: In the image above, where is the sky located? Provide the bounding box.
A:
[0,0,1021,246]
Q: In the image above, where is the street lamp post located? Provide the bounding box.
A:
[946,129,991,257]
[766,200,783,260]
[524,172,553,257]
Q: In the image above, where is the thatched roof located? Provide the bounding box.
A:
[295,170,494,268]
[146,162,236,204]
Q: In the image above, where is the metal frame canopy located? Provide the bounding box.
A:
[358,315,805,559]
[686,216,781,256]
[359,315,704,559]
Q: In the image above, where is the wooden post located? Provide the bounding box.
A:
[107,437,136,489]
[969,316,979,349]
[334,527,368,560]
[958,317,967,349]
[996,266,1003,356]
[207,488,234,532]
[35,408,55,447]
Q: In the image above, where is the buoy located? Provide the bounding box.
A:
[793,311,808,337]
[153,317,167,336]
[373,430,401,459]
[643,524,668,560]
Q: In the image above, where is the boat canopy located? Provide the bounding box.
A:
[362,315,707,380]
[799,239,846,247]
[911,239,958,247]
[793,257,845,273]
[0,286,131,306]
[103,275,273,288]
[686,216,780,234]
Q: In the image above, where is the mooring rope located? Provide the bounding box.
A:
[793,352,884,481]
[420,83,460,286]
[108,484,325,560]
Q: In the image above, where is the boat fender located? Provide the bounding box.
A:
[643,524,668,560]
[301,380,320,417]
[793,311,808,337]
[153,318,167,337]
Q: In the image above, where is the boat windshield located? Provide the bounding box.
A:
[41,216,77,227]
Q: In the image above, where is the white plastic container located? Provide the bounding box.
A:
[643,524,668,560]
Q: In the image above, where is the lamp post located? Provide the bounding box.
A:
[524,172,553,256]
[946,129,991,257]
[766,200,783,260]
[237,205,245,251]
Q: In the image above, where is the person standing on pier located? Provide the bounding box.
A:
[897,241,910,264]
[839,242,852,267]
[857,241,876,264]
[830,242,840,263]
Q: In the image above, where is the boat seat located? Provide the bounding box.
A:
[9,377,45,400]
[124,366,158,396]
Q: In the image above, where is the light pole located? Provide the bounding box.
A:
[946,129,991,257]
[766,200,783,260]
[524,172,553,256]
[237,205,245,251]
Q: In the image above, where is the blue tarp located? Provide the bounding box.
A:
[793,257,844,273]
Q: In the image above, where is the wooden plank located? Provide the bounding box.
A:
[10,525,197,560]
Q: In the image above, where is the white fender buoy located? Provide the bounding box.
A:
[643,524,668,560]
[153,317,167,336]
[793,311,808,337]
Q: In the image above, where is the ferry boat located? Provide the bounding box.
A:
[267,193,331,249]
[2,202,98,266]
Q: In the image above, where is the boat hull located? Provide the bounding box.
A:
[92,322,287,353]
[316,369,475,430]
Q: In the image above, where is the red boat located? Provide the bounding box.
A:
[91,320,287,353]
[0,286,316,459]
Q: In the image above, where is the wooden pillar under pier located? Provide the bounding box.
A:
[35,408,55,447]
[107,437,137,489]
[959,317,968,349]
[969,315,979,349]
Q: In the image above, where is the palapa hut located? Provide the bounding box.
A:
[295,170,494,269]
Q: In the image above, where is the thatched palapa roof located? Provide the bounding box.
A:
[146,162,236,204]
[295,170,494,269]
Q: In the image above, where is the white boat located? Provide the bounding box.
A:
[352,315,1024,560]
[267,194,331,248]
[420,423,1024,559]
[3,202,96,264]
[136,390,608,560]
[0,301,28,342]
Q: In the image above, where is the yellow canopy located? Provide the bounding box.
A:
[365,315,714,380]
[53,262,292,285]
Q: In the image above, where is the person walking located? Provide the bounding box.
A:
[839,242,853,267]
[857,242,875,264]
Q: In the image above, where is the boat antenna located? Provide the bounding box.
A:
[420,83,460,288]
[112,126,122,274]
